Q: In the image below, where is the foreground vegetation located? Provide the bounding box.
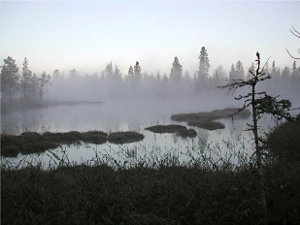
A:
[1,116,300,225]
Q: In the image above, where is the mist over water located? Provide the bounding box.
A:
[1,41,300,168]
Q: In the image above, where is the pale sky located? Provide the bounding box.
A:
[0,0,299,76]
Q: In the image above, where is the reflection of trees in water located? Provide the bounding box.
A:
[127,122,141,132]
[22,110,49,133]
[172,133,178,143]
[2,110,50,134]
[223,118,252,141]
[197,129,209,150]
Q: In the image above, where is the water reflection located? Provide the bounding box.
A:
[1,103,258,168]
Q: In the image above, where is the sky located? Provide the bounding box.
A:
[0,0,299,76]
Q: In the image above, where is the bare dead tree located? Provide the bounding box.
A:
[219,52,293,224]
[286,26,300,60]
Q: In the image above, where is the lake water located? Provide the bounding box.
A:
[1,100,275,168]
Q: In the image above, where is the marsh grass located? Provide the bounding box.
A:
[2,144,300,225]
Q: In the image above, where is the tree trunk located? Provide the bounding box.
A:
[251,84,268,224]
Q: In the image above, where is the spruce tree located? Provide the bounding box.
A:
[38,72,50,100]
[0,56,19,99]
[128,65,134,77]
[113,65,122,81]
[229,64,236,80]
[20,57,32,99]
[69,69,78,79]
[134,61,141,79]
[104,62,113,79]
[170,56,182,82]
[198,46,210,81]
[236,60,244,79]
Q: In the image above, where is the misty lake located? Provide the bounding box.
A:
[2,99,275,168]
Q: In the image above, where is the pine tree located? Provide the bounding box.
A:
[39,72,51,100]
[246,63,255,80]
[69,69,78,79]
[229,64,236,80]
[29,73,39,99]
[134,61,141,79]
[198,46,210,81]
[128,65,134,77]
[281,66,290,80]
[104,62,113,79]
[291,60,298,85]
[113,65,122,81]
[212,66,225,86]
[170,56,182,82]
[236,60,244,79]
[0,56,19,99]
[292,60,297,75]
[271,61,280,80]
[230,61,244,80]
[20,57,32,99]
[53,69,62,80]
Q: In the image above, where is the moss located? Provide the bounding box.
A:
[83,131,107,136]
[145,125,197,138]
[20,142,59,155]
[170,107,246,131]
[1,135,22,147]
[171,108,250,123]
[20,132,41,137]
[65,131,82,138]
[1,145,20,157]
[177,128,197,138]
[81,135,106,144]
[80,131,107,144]
[145,125,187,133]
[1,130,108,157]
[108,131,144,144]
[43,132,79,144]
[188,121,225,131]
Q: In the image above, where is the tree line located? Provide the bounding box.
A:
[1,46,300,102]
[1,57,50,100]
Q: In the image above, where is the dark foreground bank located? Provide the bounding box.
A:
[2,161,300,225]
